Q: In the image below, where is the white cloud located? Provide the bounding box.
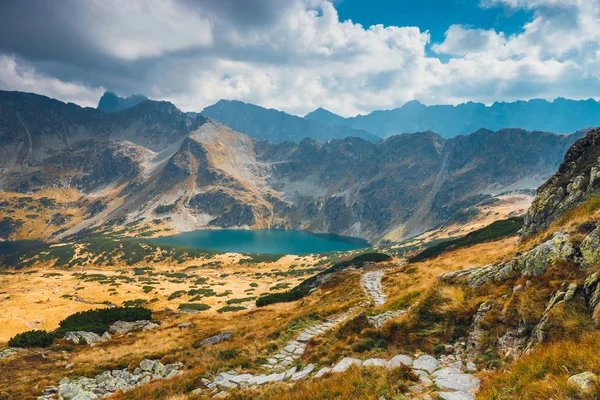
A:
[432,25,506,56]
[1,0,600,117]
[0,55,104,107]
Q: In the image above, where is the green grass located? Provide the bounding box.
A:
[409,216,523,263]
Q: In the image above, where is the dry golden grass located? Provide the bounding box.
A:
[479,333,600,400]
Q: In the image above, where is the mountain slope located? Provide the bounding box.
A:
[305,98,600,138]
[523,128,600,235]
[0,90,585,243]
[201,99,379,143]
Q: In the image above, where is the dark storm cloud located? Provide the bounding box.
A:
[0,0,300,97]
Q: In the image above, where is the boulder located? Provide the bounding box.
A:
[63,331,104,345]
[434,373,481,392]
[386,354,412,368]
[314,367,331,378]
[108,320,158,335]
[291,364,315,381]
[363,358,387,368]
[567,371,599,394]
[436,392,476,400]
[199,331,232,346]
[412,355,440,373]
[581,227,600,268]
[0,348,21,360]
[331,357,363,373]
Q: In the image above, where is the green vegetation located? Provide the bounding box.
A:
[256,252,392,307]
[55,307,151,336]
[178,303,211,311]
[226,297,256,304]
[217,305,247,313]
[167,290,187,300]
[409,216,523,263]
[8,330,54,348]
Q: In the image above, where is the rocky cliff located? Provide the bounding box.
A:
[522,128,600,236]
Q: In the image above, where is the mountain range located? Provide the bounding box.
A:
[0,90,585,243]
[98,92,600,143]
[305,98,600,138]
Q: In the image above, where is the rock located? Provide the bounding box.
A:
[466,362,476,372]
[466,302,491,359]
[513,284,524,293]
[199,331,232,346]
[213,391,227,398]
[432,367,463,378]
[439,230,576,287]
[314,367,331,378]
[331,357,363,373]
[567,371,599,394]
[564,283,578,301]
[363,358,387,367]
[412,355,440,373]
[436,391,476,400]
[581,227,600,268]
[291,364,315,381]
[434,373,481,392]
[0,348,21,360]
[387,354,412,368]
[63,331,105,345]
[191,388,203,394]
[178,322,193,329]
[108,320,158,335]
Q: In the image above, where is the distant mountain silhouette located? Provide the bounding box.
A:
[305,98,600,138]
[201,99,379,143]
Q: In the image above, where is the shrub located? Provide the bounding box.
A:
[218,349,238,360]
[178,303,211,311]
[217,305,246,313]
[56,307,151,336]
[8,330,54,348]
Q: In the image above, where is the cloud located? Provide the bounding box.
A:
[0,0,599,116]
[0,54,104,107]
[432,25,506,56]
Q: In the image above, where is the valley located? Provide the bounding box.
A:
[2,92,600,400]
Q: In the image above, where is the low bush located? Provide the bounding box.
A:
[55,307,151,336]
[178,303,211,311]
[8,330,54,348]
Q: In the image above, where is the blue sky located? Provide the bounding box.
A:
[336,0,533,48]
[0,0,598,117]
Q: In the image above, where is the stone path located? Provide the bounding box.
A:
[196,352,480,399]
[362,270,387,306]
[198,310,355,397]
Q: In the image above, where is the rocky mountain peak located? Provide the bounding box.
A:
[97,91,149,113]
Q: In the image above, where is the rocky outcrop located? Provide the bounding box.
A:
[107,320,158,335]
[0,348,22,360]
[38,359,184,400]
[526,283,579,349]
[63,331,110,345]
[523,128,600,236]
[580,226,600,268]
[438,230,576,288]
[199,331,232,346]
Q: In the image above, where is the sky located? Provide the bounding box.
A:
[0,0,598,117]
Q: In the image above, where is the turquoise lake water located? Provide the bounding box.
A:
[146,229,370,255]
